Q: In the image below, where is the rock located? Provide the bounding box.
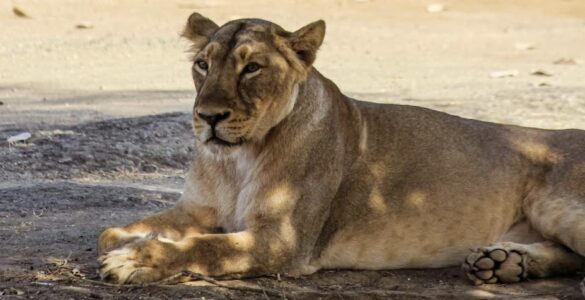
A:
[7,132,32,144]
[141,163,158,173]
[553,58,579,65]
[531,70,552,77]
[13,6,31,18]
[75,22,94,29]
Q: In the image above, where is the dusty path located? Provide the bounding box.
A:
[1,0,585,298]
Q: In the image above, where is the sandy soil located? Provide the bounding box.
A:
[1,0,585,299]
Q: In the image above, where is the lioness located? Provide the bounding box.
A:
[98,13,585,286]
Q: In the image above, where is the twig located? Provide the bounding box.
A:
[65,272,185,288]
[67,270,288,297]
[181,271,286,298]
[64,271,440,298]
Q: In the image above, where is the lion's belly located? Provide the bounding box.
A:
[316,211,515,270]
[316,151,527,270]
[317,223,464,270]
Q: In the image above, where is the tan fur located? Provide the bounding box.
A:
[98,13,585,285]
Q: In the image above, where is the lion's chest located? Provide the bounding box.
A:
[212,150,260,232]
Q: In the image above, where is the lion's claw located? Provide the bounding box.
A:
[98,241,171,284]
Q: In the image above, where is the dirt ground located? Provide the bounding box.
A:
[1,0,585,299]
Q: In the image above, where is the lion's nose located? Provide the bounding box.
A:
[197,111,231,126]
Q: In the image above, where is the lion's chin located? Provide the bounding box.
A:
[198,135,245,157]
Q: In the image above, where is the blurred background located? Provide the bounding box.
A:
[1,0,585,130]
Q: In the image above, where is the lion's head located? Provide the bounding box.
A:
[182,13,325,153]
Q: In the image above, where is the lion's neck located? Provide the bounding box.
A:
[296,68,365,165]
[293,68,350,121]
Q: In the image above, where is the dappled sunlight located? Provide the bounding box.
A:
[219,254,253,274]
[262,182,298,216]
[277,215,297,248]
[406,191,427,209]
[368,161,387,181]
[464,289,498,299]
[359,121,368,153]
[226,231,256,252]
[365,161,390,213]
[506,134,560,165]
[474,277,580,298]
[367,187,388,213]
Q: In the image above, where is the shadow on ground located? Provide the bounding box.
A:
[0,113,194,180]
[0,113,583,299]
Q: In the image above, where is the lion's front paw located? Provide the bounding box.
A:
[99,240,178,284]
[462,247,527,285]
[98,227,156,255]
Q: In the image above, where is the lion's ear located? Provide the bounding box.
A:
[289,20,326,66]
[182,12,219,51]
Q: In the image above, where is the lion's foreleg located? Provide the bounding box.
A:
[99,224,296,284]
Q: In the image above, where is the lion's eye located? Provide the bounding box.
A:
[196,60,208,71]
[243,63,260,74]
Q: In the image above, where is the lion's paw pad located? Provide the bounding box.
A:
[462,247,527,285]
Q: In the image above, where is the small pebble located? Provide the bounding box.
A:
[13,6,31,18]
[7,132,32,144]
[531,70,552,77]
[141,163,158,173]
[76,22,94,29]
[553,58,578,65]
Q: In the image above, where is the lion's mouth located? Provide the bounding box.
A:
[206,135,243,147]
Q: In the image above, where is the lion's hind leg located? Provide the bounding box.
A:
[524,176,585,259]
[512,159,585,288]
[466,144,585,286]
[463,241,585,285]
